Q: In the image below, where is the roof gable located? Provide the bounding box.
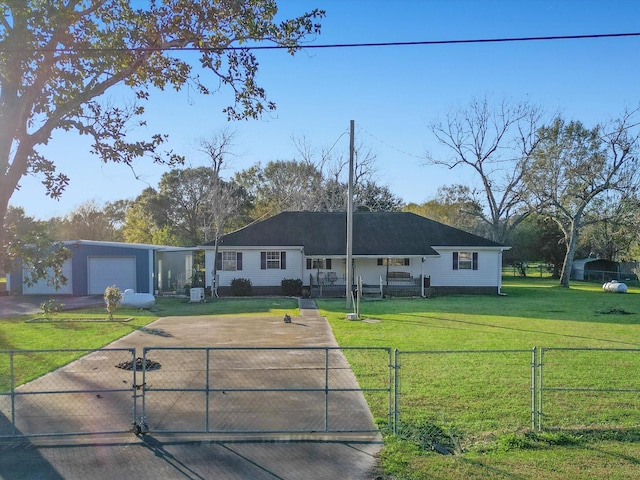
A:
[210,211,505,256]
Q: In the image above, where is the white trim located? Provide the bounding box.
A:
[62,239,193,252]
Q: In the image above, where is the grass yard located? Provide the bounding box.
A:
[318,277,640,479]
[0,296,297,389]
[2,281,640,478]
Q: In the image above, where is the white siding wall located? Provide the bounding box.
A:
[205,248,504,289]
[205,248,304,287]
[427,248,501,287]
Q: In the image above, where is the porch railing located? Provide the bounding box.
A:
[309,273,425,298]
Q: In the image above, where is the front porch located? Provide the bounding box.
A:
[308,273,428,298]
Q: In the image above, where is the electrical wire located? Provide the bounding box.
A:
[2,32,639,53]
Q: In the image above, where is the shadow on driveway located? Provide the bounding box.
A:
[0,301,384,479]
[0,295,104,318]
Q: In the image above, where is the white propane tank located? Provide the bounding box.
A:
[602,281,628,293]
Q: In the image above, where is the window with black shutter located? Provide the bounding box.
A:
[453,251,478,270]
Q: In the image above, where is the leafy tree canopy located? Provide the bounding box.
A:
[2,206,71,288]
[522,113,640,286]
[0,0,323,275]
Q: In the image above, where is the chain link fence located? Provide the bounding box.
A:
[538,347,640,430]
[0,348,138,437]
[140,346,389,434]
[3,346,639,441]
[393,349,535,453]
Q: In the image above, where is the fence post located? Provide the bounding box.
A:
[9,351,16,436]
[130,349,138,432]
[531,347,537,430]
[137,348,148,435]
[538,347,544,431]
[206,348,211,433]
[387,348,393,432]
[325,347,330,432]
[393,349,400,435]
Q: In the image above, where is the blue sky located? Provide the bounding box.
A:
[10,0,640,219]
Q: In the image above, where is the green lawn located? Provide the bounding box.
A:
[3,283,640,478]
[0,296,297,388]
[318,277,640,479]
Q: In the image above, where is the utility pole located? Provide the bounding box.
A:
[346,120,354,309]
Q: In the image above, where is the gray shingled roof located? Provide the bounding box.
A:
[209,211,505,256]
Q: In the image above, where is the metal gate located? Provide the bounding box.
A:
[139,346,390,434]
[0,348,139,437]
[0,347,390,438]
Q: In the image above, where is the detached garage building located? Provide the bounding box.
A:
[9,240,193,296]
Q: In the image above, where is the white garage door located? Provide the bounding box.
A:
[22,258,73,295]
[88,257,137,295]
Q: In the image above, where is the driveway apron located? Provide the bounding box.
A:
[0,300,383,479]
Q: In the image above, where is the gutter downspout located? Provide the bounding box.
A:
[498,248,508,296]
[421,257,425,298]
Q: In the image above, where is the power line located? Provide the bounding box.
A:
[3,32,639,53]
[292,32,640,50]
[360,126,424,161]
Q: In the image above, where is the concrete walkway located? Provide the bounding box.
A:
[0,299,383,479]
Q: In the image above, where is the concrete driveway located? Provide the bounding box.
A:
[0,294,104,318]
[0,300,383,479]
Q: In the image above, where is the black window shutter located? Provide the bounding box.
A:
[453,252,459,270]
[261,252,266,270]
[377,258,383,266]
[306,258,312,269]
[326,258,332,269]
[281,252,286,269]
[472,252,478,270]
[216,252,222,271]
[404,258,410,266]
[237,252,243,270]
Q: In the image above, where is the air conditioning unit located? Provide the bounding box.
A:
[190,287,205,303]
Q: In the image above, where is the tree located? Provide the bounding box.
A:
[124,167,221,246]
[155,167,219,246]
[207,177,249,296]
[195,128,237,176]
[353,181,403,212]
[503,214,566,277]
[122,201,155,245]
[428,96,543,243]
[102,199,132,241]
[196,129,252,239]
[575,193,640,261]
[122,187,178,245]
[2,206,71,289]
[123,164,250,248]
[522,112,640,287]
[404,185,486,235]
[0,1,324,275]
[235,160,325,217]
[292,135,401,212]
[51,199,130,241]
